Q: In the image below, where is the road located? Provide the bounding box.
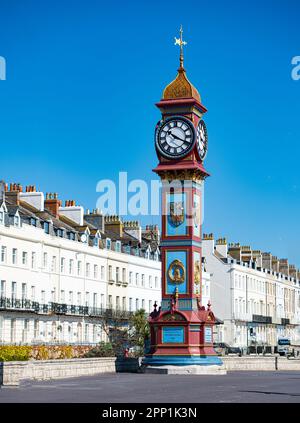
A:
[1,371,300,403]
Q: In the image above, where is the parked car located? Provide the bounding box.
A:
[213,342,242,356]
[227,346,242,356]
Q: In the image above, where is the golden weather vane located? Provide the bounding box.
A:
[174,25,187,69]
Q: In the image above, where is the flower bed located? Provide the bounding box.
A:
[0,345,94,361]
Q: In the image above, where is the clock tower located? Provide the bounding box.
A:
[143,27,225,373]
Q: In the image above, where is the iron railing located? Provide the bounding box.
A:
[0,297,134,320]
[252,314,272,324]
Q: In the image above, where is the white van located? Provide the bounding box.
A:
[277,337,290,356]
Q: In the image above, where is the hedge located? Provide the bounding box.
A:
[0,346,32,362]
[0,344,114,361]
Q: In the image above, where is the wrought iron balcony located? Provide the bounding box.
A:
[252,314,272,324]
[0,296,134,320]
[0,296,40,312]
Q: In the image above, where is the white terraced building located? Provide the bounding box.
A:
[0,181,163,345]
[202,234,300,351]
[0,180,213,347]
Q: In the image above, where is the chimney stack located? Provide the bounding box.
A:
[84,209,105,232]
[262,252,272,270]
[104,215,124,238]
[215,237,228,258]
[5,182,22,205]
[0,180,6,202]
[289,265,297,279]
[279,259,289,276]
[44,193,62,218]
[25,185,36,193]
[241,246,252,263]
[59,200,84,225]
[228,242,241,261]
[252,250,262,267]
[20,186,44,211]
[272,256,280,273]
[123,220,142,242]
[202,233,215,257]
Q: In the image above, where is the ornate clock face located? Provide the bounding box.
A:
[156,117,195,159]
[196,120,208,160]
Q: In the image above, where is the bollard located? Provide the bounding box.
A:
[275,356,278,370]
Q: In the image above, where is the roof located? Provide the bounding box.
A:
[6,205,19,216]
[163,68,201,102]
[2,191,160,257]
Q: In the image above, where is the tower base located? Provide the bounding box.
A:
[142,354,226,375]
[143,364,227,375]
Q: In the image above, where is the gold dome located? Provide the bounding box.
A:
[162,67,201,102]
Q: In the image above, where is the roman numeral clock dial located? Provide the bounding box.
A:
[156,116,196,159]
[196,120,208,161]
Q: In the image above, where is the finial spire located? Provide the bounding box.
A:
[174,25,187,70]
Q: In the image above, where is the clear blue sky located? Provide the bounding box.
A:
[0,0,299,266]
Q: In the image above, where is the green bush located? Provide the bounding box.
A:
[84,342,115,358]
[0,346,32,362]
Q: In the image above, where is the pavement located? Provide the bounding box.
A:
[1,371,300,403]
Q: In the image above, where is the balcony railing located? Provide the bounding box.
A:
[0,297,134,320]
[0,297,40,312]
[252,314,272,324]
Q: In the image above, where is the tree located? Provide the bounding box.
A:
[128,309,150,356]
[97,310,131,356]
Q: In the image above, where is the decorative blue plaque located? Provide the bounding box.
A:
[162,326,184,343]
[204,327,212,343]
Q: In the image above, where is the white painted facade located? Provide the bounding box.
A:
[202,236,300,349]
[0,211,161,345]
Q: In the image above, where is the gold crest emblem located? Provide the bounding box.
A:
[168,259,185,284]
[169,201,185,227]
[194,260,201,284]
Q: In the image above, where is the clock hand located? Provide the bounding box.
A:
[167,130,184,142]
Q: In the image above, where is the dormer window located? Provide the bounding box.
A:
[106,238,111,250]
[135,247,139,256]
[145,248,150,259]
[154,251,159,261]
[115,241,121,252]
[93,234,100,247]
[44,222,50,234]
[14,215,20,227]
[68,232,75,241]
[56,228,64,238]
[0,210,4,225]
[30,217,36,227]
